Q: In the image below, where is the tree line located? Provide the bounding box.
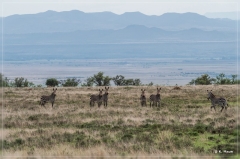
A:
[0,72,238,87]
[0,72,149,87]
[189,73,239,85]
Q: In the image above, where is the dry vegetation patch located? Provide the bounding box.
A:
[1,85,239,158]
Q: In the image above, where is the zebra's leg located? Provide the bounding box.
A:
[98,101,101,108]
[220,106,224,112]
[90,100,95,107]
[104,101,107,107]
[210,105,214,111]
[52,101,54,108]
[150,101,151,107]
[225,103,228,110]
[41,101,46,108]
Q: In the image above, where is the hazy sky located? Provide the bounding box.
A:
[0,0,239,17]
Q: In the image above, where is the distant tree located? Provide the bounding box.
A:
[12,77,33,87]
[124,79,134,86]
[92,72,111,86]
[81,72,111,86]
[231,74,237,84]
[121,78,142,86]
[61,78,81,87]
[133,79,141,86]
[148,82,154,86]
[81,77,94,87]
[103,75,111,86]
[46,78,59,87]
[216,73,231,84]
[112,75,125,86]
[93,72,104,86]
[189,74,215,85]
[0,73,9,87]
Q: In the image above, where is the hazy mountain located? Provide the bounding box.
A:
[3,25,236,45]
[1,10,237,34]
[205,12,240,20]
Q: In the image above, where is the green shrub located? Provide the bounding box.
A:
[61,78,81,87]
[0,73,9,87]
[10,77,34,87]
[46,78,59,87]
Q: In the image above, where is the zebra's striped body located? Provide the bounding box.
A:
[150,87,161,107]
[207,90,228,112]
[40,88,57,108]
[140,89,147,106]
[103,87,109,107]
[90,89,103,107]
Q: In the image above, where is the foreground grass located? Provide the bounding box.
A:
[1,85,239,158]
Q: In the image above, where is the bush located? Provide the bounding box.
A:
[112,75,125,86]
[216,73,231,84]
[10,77,34,87]
[0,73,9,87]
[46,78,59,87]
[60,78,81,87]
[82,72,111,86]
[81,77,94,87]
[189,73,238,85]
[189,74,215,85]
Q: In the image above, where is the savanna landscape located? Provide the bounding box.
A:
[1,85,239,158]
[1,2,239,158]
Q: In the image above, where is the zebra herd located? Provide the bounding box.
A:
[39,87,229,112]
[90,87,109,107]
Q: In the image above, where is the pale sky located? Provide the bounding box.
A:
[0,0,239,17]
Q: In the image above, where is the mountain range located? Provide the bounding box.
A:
[1,10,238,45]
[1,10,238,34]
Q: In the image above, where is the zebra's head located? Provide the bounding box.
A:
[157,87,161,94]
[207,90,215,100]
[141,89,146,97]
[99,89,104,97]
[52,88,57,96]
[105,87,109,95]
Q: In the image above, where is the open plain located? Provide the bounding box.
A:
[1,85,239,158]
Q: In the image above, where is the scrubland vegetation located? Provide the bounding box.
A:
[1,85,239,158]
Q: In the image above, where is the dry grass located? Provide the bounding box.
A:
[1,85,239,158]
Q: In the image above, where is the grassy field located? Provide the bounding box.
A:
[1,85,239,158]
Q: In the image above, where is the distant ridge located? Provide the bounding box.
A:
[3,25,236,45]
[1,10,237,34]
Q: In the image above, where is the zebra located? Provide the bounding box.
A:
[39,88,57,108]
[207,90,228,112]
[140,89,147,106]
[90,89,103,107]
[103,87,109,107]
[150,87,161,107]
